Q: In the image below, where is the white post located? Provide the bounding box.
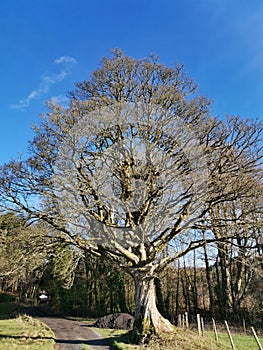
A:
[251,327,263,350]
[225,321,236,350]
[212,318,218,342]
[185,312,189,329]
[242,319,246,334]
[197,314,202,336]
[178,314,182,328]
[201,317,205,336]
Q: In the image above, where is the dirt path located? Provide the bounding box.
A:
[38,316,111,350]
[23,307,111,350]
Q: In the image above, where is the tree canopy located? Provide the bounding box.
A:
[0,50,262,341]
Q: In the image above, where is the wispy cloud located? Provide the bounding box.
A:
[50,94,70,106]
[11,56,77,110]
[54,56,77,65]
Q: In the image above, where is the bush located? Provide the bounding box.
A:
[0,293,16,303]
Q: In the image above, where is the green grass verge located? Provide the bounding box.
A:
[0,314,55,350]
[81,345,92,350]
[92,327,132,349]
[207,331,263,350]
[93,327,263,350]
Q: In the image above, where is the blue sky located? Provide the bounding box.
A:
[1,0,263,164]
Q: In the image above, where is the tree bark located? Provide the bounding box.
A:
[132,271,174,343]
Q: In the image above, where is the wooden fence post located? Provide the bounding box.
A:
[178,314,182,328]
[197,314,202,336]
[242,319,246,334]
[201,317,205,336]
[212,318,218,342]
[225,321,236,350]
[251,327,263,350]
[185,312,189,329]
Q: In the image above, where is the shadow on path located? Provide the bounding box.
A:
[22,307,111,350]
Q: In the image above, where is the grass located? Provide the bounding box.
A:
[93,327,222,349]
[92,327,131,349]
[81,345,92,350]
[1,307,261,350]
[0,314,55,350]
[93,327,263,350]
[207,330,263,350]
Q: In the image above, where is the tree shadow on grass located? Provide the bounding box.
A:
[84,332,132,348]
[56,337,112,349]
[0,332,112,348]
[0,334,54,340]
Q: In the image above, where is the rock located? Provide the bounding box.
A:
[94,313,134,330]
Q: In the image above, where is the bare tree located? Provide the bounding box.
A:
[210,186,263,319]
[0,213,52,298]
[0,50,262,341]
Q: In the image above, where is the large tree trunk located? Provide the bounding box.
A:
[132,271,174,343]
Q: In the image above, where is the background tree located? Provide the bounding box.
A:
[0,213,52,299]
[0,50,262,342]
[211,184,263,320]
[40,251,132,317]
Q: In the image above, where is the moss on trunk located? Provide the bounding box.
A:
[131,272,175,343]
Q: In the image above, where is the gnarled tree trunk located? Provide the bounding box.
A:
[132,270,174,343]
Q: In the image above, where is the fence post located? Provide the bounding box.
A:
[201,317,205,336]
[197,314,202,336]
[212,318,218,342]
[185,312,189,329]
[242,319,246,334]
[251,327,263,350]
[178,314,182,328]
[225,321,236,350]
